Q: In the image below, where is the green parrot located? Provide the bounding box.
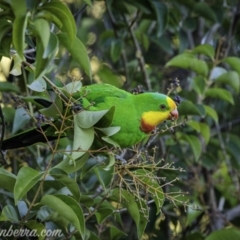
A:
[1,84,178,150]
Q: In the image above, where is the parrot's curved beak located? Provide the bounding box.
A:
[168,108,178,120]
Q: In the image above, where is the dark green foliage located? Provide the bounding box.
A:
[0,0,240,239]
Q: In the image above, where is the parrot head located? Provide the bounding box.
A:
[140,93,178,133]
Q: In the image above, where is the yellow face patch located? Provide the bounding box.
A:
[140,96,177,133]
[141,111,170,131]
[167,96,177,111]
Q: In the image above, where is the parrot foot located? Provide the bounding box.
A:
[71,104,84,113]
[131,85,145,95]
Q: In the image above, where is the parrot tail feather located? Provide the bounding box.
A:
[1,125,57,150]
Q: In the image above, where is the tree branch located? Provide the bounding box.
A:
[123,15,152,90]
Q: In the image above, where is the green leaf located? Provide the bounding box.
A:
[96,126,121,137]
[17,200,28,218]
[0,81,20,93]
[166,53,209,77]
[223,57,240,76]
[62,81,82,94]
[205,227,240,240]
[215,71,240,93]
[12,107,31,134]
[95,207,113,224]
[72,117,94,160]
[110,39,122,63]
[10,54,22,76]
[199,123,210,144]
[149,1,168,37]
[58,33,92,78]
[205,88,234,104]
[49,173,81,201]
[80,155,108,179]
[201,153,219,170]
[35,10,63,30]
[195,104,206,117]
[14,167,44,204]
[43,31,59,59]
[134,197,149,239]
[10,0,28,59]
[101,154,115,171]
[80,195,94,207]
[210,67,226,80]
[39,95,63,118]
[35,33,58,79]
[191,44,215,60]
[192,76,206,95]
[0,20,12,44]
[181,134,202,161]
[135,31,149,50]
[132,169,164,215]
[10,0,27,16]
[54,152,89,174]
[87,231,99,240]
[187,120,210,144]
[187,120,201,132]
[204,105,218,123]
[110,226,127,240]
[0,35,12,58]
[41,194,85,238]
[109,188,142,238]
[25,220,46,240]
[213,163,236,204]
[12,13,30,60]
[125,0,151,14]
[32,18,50,54]
[225,134,240,168]
[0,168,16,192]
[40,1,76,43]
[76,107,114,129]
[0,205,19,222]
[94,164,114,190]
[178,100,204,116]
[96,64,123,88]
[27,78,47,92]
[194,2,217,22]
[101,136,120,147]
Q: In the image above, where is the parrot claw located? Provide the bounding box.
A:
[131,85,145,95]
[71,104,83,113]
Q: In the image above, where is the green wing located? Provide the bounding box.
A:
[79,84,129,107]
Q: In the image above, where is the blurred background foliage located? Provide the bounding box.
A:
[0,0,240,239]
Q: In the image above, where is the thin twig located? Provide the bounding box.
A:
[22,61,74,107]
[74,4,87,18]
[211,117,240,137]
[123,14,152,90]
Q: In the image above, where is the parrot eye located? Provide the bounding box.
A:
[160,104,166,110]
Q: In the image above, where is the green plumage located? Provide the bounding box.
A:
[2,84,175,150]
[78,84,171,147]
